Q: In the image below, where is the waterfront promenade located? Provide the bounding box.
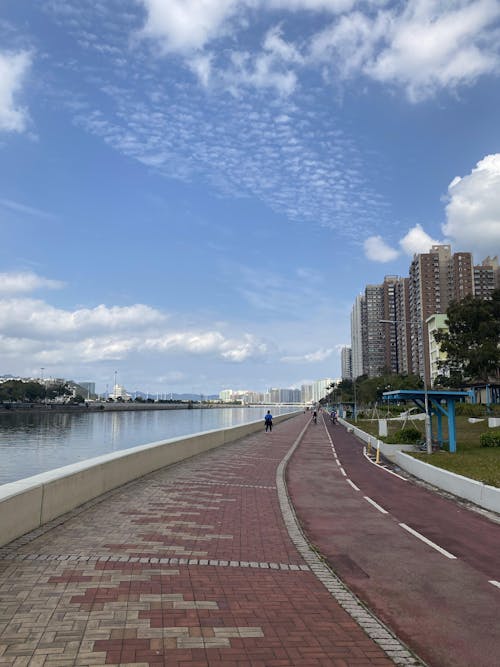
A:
[0,413,419,666]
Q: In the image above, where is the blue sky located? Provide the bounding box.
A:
[1,0,500,395]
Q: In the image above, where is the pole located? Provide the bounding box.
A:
[421,321,433,454]
[353,379,357,422]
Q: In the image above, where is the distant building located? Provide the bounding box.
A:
[311,378,333,403]
[79,382,96,398]
[474,255,499,298]
[110,383,130,400]
[219,389,233,402]
[340,346,352,380]
[426,314,449,386]
[363,284,385,377]
[301,383,313,403]
[409,244,473,383]
[350,295,364,380]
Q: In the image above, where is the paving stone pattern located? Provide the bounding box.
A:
[0,414,417,666]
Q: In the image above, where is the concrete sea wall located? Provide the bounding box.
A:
[0,412,299,548]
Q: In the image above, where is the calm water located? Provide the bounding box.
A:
[0,407,295,485]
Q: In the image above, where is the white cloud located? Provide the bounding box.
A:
[308,1,500,100]
[268,0,355,10]
[364,235,399,262]
[0,197,55,220]
[0,299,166,338]
[138,0,359,57]
[443,153,500,255]
[218,26,302,95]
[309,10,390,80]
[138,0,242,54]
[0,272,64,295]
[188,53,213,87]
[281,348,333,363]
[0,50,32,132]
[0,295,268,367]
[399,224,441,255]
[367,0,500,102]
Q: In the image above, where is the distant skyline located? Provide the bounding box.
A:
[1,1,500,394]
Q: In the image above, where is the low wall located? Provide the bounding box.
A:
[0,412,299,548]
[395,452,500,514]
[340,418,500,514]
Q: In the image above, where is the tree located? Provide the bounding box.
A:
[434,289,500,383]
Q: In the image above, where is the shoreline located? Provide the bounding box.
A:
[0,402,286,414]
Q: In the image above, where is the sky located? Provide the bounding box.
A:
[1,0,500,396]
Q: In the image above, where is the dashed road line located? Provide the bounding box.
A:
[364,496,389,514]
[346,479,360,491]
[488,580,500,589]
[399,523,457,559]
[362,447,408,481]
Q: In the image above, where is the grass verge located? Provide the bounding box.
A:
[349,416,500,488]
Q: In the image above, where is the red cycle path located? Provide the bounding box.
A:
[287,417,500,667]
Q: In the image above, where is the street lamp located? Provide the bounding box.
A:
[380,319,432,454]
[353,377,357,422]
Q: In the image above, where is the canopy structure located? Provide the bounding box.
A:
[382,389,473,453]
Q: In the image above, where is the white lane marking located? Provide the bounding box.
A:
[399,523,457,559]
[347,479,360,491]
[362,447,407,481]
[489,580,500,589]
[336,459,342,467]
[340,467,347,477]
[364,496,388,514]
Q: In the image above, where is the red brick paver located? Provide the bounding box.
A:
[0,414,414,666]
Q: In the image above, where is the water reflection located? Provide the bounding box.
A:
[0,407,293,485]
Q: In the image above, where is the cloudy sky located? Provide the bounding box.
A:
[1,0,500,395]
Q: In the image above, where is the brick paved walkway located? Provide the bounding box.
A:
[0,414,419,666]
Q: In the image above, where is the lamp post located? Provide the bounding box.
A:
[380,319,432,454]
[353,377,357,422]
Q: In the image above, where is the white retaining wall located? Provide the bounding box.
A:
[0,412,299,548]
[339,418,500,515]
[394,451,500,514]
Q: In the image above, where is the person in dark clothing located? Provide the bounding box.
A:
[264,410,273,431]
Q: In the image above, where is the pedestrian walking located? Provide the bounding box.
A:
[264,410,273,432]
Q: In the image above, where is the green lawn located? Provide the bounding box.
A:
[349,416,500,488]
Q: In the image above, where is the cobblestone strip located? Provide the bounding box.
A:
[277,420,425,667]
[1,552,310,570]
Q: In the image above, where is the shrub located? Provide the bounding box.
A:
[480,431,500,448]
[455,403,487,417]
[385,427,422,444]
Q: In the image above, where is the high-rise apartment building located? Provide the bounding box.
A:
[301,383,313,403]
[311,378,333,403]
[341,346,352,380]
[351,245,496,386]
[426,314,449,386]
[474,255,499,298]
[350,295,364,379]
[362,284,385,377]
[381,275,412,375]
[409,245,473,382]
